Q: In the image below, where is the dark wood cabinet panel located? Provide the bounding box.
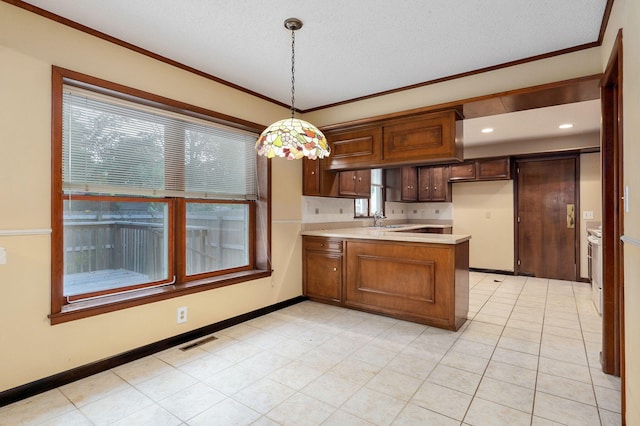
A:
[302,157,339,197]
[401,167,418,201]
[449,157,511,182]
[303,236,469,330]
[302,157,321,195]
[449,161,476,181]
[383,110,462,165]
[418,165,451,202]
[344,240,468,330]
[477,158,511,180]
[303,237,343,304]
[324,126,383,171]
[386,165,450,203]
[339,170,371,198]
[324,110,462,171]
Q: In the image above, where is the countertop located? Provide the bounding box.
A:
[301,224,471,245]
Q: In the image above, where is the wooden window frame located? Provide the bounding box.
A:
[50,66,271,324]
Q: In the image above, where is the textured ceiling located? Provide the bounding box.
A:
[20,0,608,111]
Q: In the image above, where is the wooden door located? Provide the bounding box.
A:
[516,157,578,280]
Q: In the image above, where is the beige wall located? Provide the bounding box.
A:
[0,3,299,392]
[452,181,514,271]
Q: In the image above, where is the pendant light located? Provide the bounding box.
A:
[255,18,330,160]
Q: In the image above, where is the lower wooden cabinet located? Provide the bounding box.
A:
[302,236,469,330]
[302,237,343,303]
[344,240,468,330]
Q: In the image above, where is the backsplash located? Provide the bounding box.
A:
[302,196,453,224]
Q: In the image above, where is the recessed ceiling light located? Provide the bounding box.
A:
[559,123,573,129]
[481,128,494,133]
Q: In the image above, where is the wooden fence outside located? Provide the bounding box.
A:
[63,216,247,286]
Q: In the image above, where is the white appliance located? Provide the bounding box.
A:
[588,229,602,315]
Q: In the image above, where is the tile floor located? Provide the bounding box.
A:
[0,272,622,425]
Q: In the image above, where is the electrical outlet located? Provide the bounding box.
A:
[177,307,188,324]
[583,210,594,220]
[315,207,319,214]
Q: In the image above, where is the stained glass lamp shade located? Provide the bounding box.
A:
[255,18,330,160]
[255,118,329,160]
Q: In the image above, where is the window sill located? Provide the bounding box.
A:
[49,269,272,325]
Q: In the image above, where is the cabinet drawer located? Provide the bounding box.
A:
[303,237,343,252]
[477,158,510,180]
[449,162,476,181]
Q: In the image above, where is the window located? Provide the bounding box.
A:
[354,169,384,217]
[51,67,270,323]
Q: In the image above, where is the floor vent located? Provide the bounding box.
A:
[179,336,218,351]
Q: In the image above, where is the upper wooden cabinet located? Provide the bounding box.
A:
[339,170,371,198]
[449,157,511,182]
[302,157,339,197]
[477,158,511,180]
[383,110,462,165]
[449,162,476,181]
[419,165,451,202]
[324,109,462,171]
[323,126,383,170]
[386,165,451,203]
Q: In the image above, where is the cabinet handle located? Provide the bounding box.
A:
[434,186,437,190]
[353,175,357,180]
[311,171,315,175]
[333,267,337,271]
[358,177,362,182]
[468,167,472,172]
[320,243,324,247]
[425,187,429,191]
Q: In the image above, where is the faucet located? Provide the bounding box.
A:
[373,211,386,227]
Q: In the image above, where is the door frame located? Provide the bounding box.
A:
[513,153,580,280]
[600,28,624,411]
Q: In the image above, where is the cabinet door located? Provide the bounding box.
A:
[383,110,460,164]
[355,170,371,197]
[477,158,511,180]
[302,158,321,195]
[304,251,342,302]
[418,166,451,202]
[430,166,450,201]
[418,167,432,201]
[449,161,476,181]
[339,170,370,197]
[302,158,339,197]
[325,126,383,171]
[401,167,418,201]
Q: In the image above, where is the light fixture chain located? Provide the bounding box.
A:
[290,28,296,118]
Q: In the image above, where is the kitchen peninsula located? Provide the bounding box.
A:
[301,225,470,330]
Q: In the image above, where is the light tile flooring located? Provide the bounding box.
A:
[1,272,622,425]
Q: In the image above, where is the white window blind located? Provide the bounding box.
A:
[62,84,258,200]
